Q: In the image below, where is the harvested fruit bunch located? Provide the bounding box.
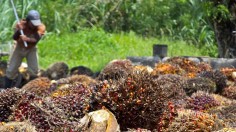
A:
[54,74,97,88]
[165,57,208,78]
[184,77,216,96]
[49,84,92,121]
[220,67,236,81]
[156,74,187,102]
[208,104,236,128]
[97,59,133,80]
[210,93,236,106]
[21,77,51,96]
[12,92,83,131]
[158,102,178,132]
[167,57,197,69]
[92,71,183,131]
[221,86,236,99]
[198,70,227,93]
[151,63,184,76]
[185,91,220,111]
[41,62,69,80]
[0,88,22,122]
[160,109,225,132]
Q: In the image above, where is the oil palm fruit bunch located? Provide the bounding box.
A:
[208,104,236,128]
[39,62,69,80]
[198,70,227,93]
[156,74,187,102]
[165,57,213,78]
[69,65,94,77]
[164,57,200,78]
[220,67,236,82]
[52,74,97,89]
[158,101,178,132]
[160,109,225,132]
[21,77,51,97]
[185,91,220,111]
[151,62,184,77]
[11,92,55,131]
[97,59,133,80]
[49,84,92,122]
[11,92,82,131]
[210,93,236,106]
[184,77,217,96]
[197,62,213,72]
[91,71,166,131]
[0,88,22,122]
[221,85,236,99]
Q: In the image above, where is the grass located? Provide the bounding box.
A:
[35,27,217,72]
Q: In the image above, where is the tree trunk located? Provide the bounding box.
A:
[212,0,236,58]
[213,20,235,58]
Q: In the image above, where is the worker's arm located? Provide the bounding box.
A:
[12,30,21,40]
[19,34,39,44]
[14,23,46,44]
[12,20,26,40]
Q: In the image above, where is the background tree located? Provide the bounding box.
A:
[203,0,236,57]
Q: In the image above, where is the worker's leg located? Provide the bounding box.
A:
[5,45,24,88]
[26,47,38,78]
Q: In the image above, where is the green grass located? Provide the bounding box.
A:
[35,28,217,72]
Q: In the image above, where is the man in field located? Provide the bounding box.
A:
[4,10,46,88]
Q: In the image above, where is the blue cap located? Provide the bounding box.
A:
[26,10,41,26]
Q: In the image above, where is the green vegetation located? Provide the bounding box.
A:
[1,0,216,46]
[0,0,221,71]
[37,28,217,72]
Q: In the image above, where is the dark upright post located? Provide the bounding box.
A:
[153,44,168,58]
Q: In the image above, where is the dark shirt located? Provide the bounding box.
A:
[13,19,46,49]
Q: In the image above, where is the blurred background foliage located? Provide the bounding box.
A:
[0,0,221,44]
[0,0,234,69]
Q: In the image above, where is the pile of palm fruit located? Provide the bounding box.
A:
[0,57,236,132]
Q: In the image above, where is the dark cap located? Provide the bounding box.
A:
[26,10,41,26]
